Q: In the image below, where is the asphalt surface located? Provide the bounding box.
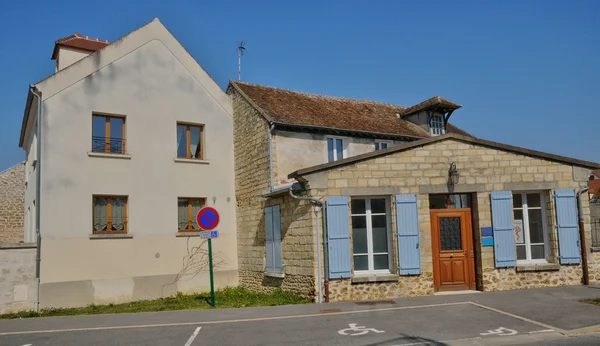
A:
[1,285,600,345]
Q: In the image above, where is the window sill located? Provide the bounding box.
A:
[176,232,201,237]
[591,247,600,253]
[264,272,285,278]
[352,274,397,284]
[89,234,133,239]
[88,152,131,160]
[174,158,209,164]
[516,263,560,272]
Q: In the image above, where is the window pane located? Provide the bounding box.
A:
[528,209,544,243]
[93,197,108,232]
[191,199,204,230]
[531,244,545,260]
[371,199,386,214]
[178,199,189,230]
[335,139,343,160]
[450,194,470,209]
[374,142,381,151]
[109,117,124,153]
[381,142,388,149]
[526,194,541,208]
[189,126,202,159]
[513,194,523,209]
[177,125,187,158]
[111,198,126,231]
[372,224,388,253]
[516,245,527,260]
[513,209,523,222]
[353,255,368,271]
[429,195,447,209]
[92,116,106,152]
[327,138,334,162]
[351,216,368,254]
[440,217,462,251]
[351,199,366,215]
[372,214,387,228]
[374,254,389,270]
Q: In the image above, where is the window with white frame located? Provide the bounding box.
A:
[374,140,392,151]
[351,197,390,273]
[327,137,345,162]
[513,192,547,262]
[430,113,445,136]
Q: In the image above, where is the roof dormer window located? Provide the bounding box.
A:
[430,113,445,136]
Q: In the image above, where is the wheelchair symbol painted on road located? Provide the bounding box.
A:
[338,323,385,336]
[480,327,518,336]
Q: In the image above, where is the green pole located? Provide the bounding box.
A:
[208,238,215,307]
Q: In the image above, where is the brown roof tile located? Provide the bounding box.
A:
[399,95,462,117]
[51,33,110,60]
[589,180,600,199]
[230,81,468,139]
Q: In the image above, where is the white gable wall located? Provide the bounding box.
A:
[31,22,237,308]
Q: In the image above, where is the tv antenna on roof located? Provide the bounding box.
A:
[237,40,246,81]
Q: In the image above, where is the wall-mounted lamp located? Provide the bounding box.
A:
[448,162,460,185]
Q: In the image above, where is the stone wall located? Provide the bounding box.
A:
[0,163,25,244]
[231,92,318,299]
[0,244,36,314]
[301,138,594,301]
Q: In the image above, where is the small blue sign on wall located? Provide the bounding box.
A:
[481,227,493,236]
[482,238,494,247]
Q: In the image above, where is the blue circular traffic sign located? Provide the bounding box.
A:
[196,207,220,231]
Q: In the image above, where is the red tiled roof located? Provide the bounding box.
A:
[230,82,470,139]
[589,180,600,199]
[51,33,110,60]
[593,169,600,177]
[399,95,462,117]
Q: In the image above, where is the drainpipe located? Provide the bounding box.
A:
[577,187,590,286]
[30,85,42,312]
[289,188,326,303]
[268,124,275,191]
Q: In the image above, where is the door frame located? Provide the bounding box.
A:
[430,208,476,292]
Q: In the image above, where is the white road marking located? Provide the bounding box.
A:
[183,327,201,346]
[468,302,564,334]
[337,323,384,336]
[529,329,556,334]
[0,302,468,336]
[480,327,518,336]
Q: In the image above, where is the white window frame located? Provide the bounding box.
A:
[513,191,548,263]
[350,197,392,275]
[326,136,347,162]
[430,113,445,136]
[374,140,393,151]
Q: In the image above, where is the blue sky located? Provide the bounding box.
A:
[0,0,598,170]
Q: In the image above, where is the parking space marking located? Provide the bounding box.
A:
[468,302,563,334]
[0,302,468,336]
[528,329,555,334]
[183,327,201,346]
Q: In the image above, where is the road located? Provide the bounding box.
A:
[2,285,600,345]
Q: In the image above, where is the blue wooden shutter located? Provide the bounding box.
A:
[326,196,351,279]
[491,191,516,268]
[554,189,581,264]
[264,206,274,272]
[272,205,283,273]
[395,194,421,275]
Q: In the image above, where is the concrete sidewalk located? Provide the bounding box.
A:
[1,285,600,337]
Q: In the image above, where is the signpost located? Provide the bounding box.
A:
[196,207,220,307]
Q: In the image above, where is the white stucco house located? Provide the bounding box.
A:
[18,18,238,309]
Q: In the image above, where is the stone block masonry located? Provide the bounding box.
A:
[0,162,25,244]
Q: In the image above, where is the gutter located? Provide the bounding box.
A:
[30,85,42,312]
[577,187,590,286]
[289,187,327,303]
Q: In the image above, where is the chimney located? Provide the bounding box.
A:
[51,33,110,72]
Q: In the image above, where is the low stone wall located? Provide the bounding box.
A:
[328,274,434,302]
[0,243,36,314]
[590,251,600,284]
[482,266,582,291]
[239,269,315,299]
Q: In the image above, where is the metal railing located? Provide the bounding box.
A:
[592,219,600,248]
[92,136,126,154]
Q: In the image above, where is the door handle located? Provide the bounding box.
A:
[450,254,453,259]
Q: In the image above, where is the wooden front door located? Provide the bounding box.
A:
[431,209,476,291]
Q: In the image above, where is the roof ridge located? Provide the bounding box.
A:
[232,81,407,109]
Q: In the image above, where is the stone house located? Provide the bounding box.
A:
[227,81,600,302]
[0,162,25,244]
[12,18,238,311]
